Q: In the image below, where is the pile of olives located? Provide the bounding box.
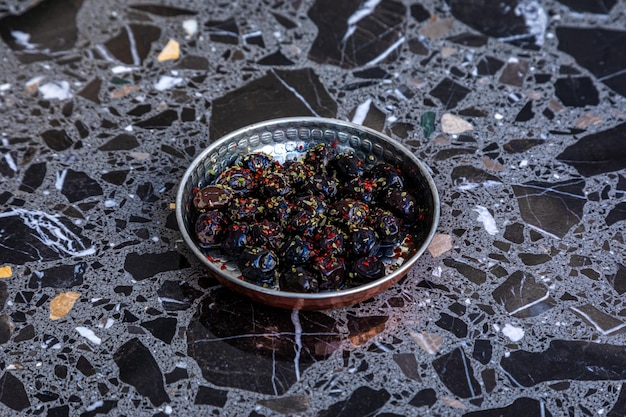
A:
[192,144,426,293]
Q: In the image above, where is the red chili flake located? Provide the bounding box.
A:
[220,264,227,270]
[206,255,215,262]
[332,141,338,147]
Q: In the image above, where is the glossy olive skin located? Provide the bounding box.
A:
[370,162,404,190]
[279,236,315,265]
[237,247,279,284]
[279,266,319,293]
[221,223,250,257]
[238,153,275,173]
[372,210,402,246]
[314,255,346,290]
[194,211,227,249]
[216,166,255,195]
[329,154,364,180]
[249,219,283,251]
[350,256,385,283]
[348,227,380,258]
[384,189,418,221]
[193,184,233,211]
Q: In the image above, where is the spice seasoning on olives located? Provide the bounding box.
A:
[194,211,227,248]
[193,184,233,211]
[190,144,428,293]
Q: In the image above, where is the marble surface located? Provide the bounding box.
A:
[1,0,626,415]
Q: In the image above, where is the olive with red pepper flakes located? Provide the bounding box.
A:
[216,165,256,195]
[191,144,427,293]
[193,184,233,211]
[348,227,380,258]
[315,225,347,255]
[330,199,370,229]
[350,257,385,283]
[314,255,346,290]
[237,246,279,285]
[221,223,250,257]
[249,219,283,251]
[279,236,314,265]
[280,266,319,293]
[329,153,365,180]
[227,196,264,222]
[370,162,404,190]
[237,153,275,173]
[194,211,227,249]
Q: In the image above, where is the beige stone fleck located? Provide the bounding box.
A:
[482,155,505,171]
[432,134,450,146]
[441,47,456,58]
[157,39,181,62]
[441,113,473,134]
[169,203,176,210]
[410,331,444,354]
[548,99,564,113]
[50,292,81,320]
[428,234,453,257]
[442,398,468,409]
[418,17,454,39]
[575,113,603,129]
[130,152,150,160]
[110,85,140,99]
[0,265,12,278]
[525,91,541,100]
[25,76,45,94]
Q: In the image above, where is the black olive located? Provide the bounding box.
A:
[279,236,314,265]
[227,196,264,222]
[370,162,404,190]
[350,257,385,282]
[250,219,283,250]
[282,160,314,189]
[287,208,326,236]
[304,174,339,199]
[315,225,347,255]
[330,199,370,229]
[193,184,233,212]
[295,195,328,215]
[372,209,403,246]
[303,143,338,172]
[221,223,250,256]
[329,153,364,180]
[313,255,346,290]
[237,247,278,284]
[385,189,417,220]
[258,171,292,197]
[194,211,227,248]
[238,153,274,173]
[265,196,293,226]
[215,166,255,195]
[342,177,377,204]
[280,266,319,293]
[348,227,380,258]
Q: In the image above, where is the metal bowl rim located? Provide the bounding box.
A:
[175,116,440,301]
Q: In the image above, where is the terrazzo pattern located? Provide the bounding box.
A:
[1,0,626,415]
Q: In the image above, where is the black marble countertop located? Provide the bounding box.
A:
[1,0,626,415]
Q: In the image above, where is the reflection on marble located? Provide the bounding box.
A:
[1,0,626,415]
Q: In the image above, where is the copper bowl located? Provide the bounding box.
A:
[176,117,440,310]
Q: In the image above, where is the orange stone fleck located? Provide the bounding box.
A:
[0,265,12,278]
[50,292,81,320]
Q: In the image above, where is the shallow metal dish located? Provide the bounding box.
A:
[176,117,440,310]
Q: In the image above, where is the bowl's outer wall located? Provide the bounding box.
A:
[176,117,440,310]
